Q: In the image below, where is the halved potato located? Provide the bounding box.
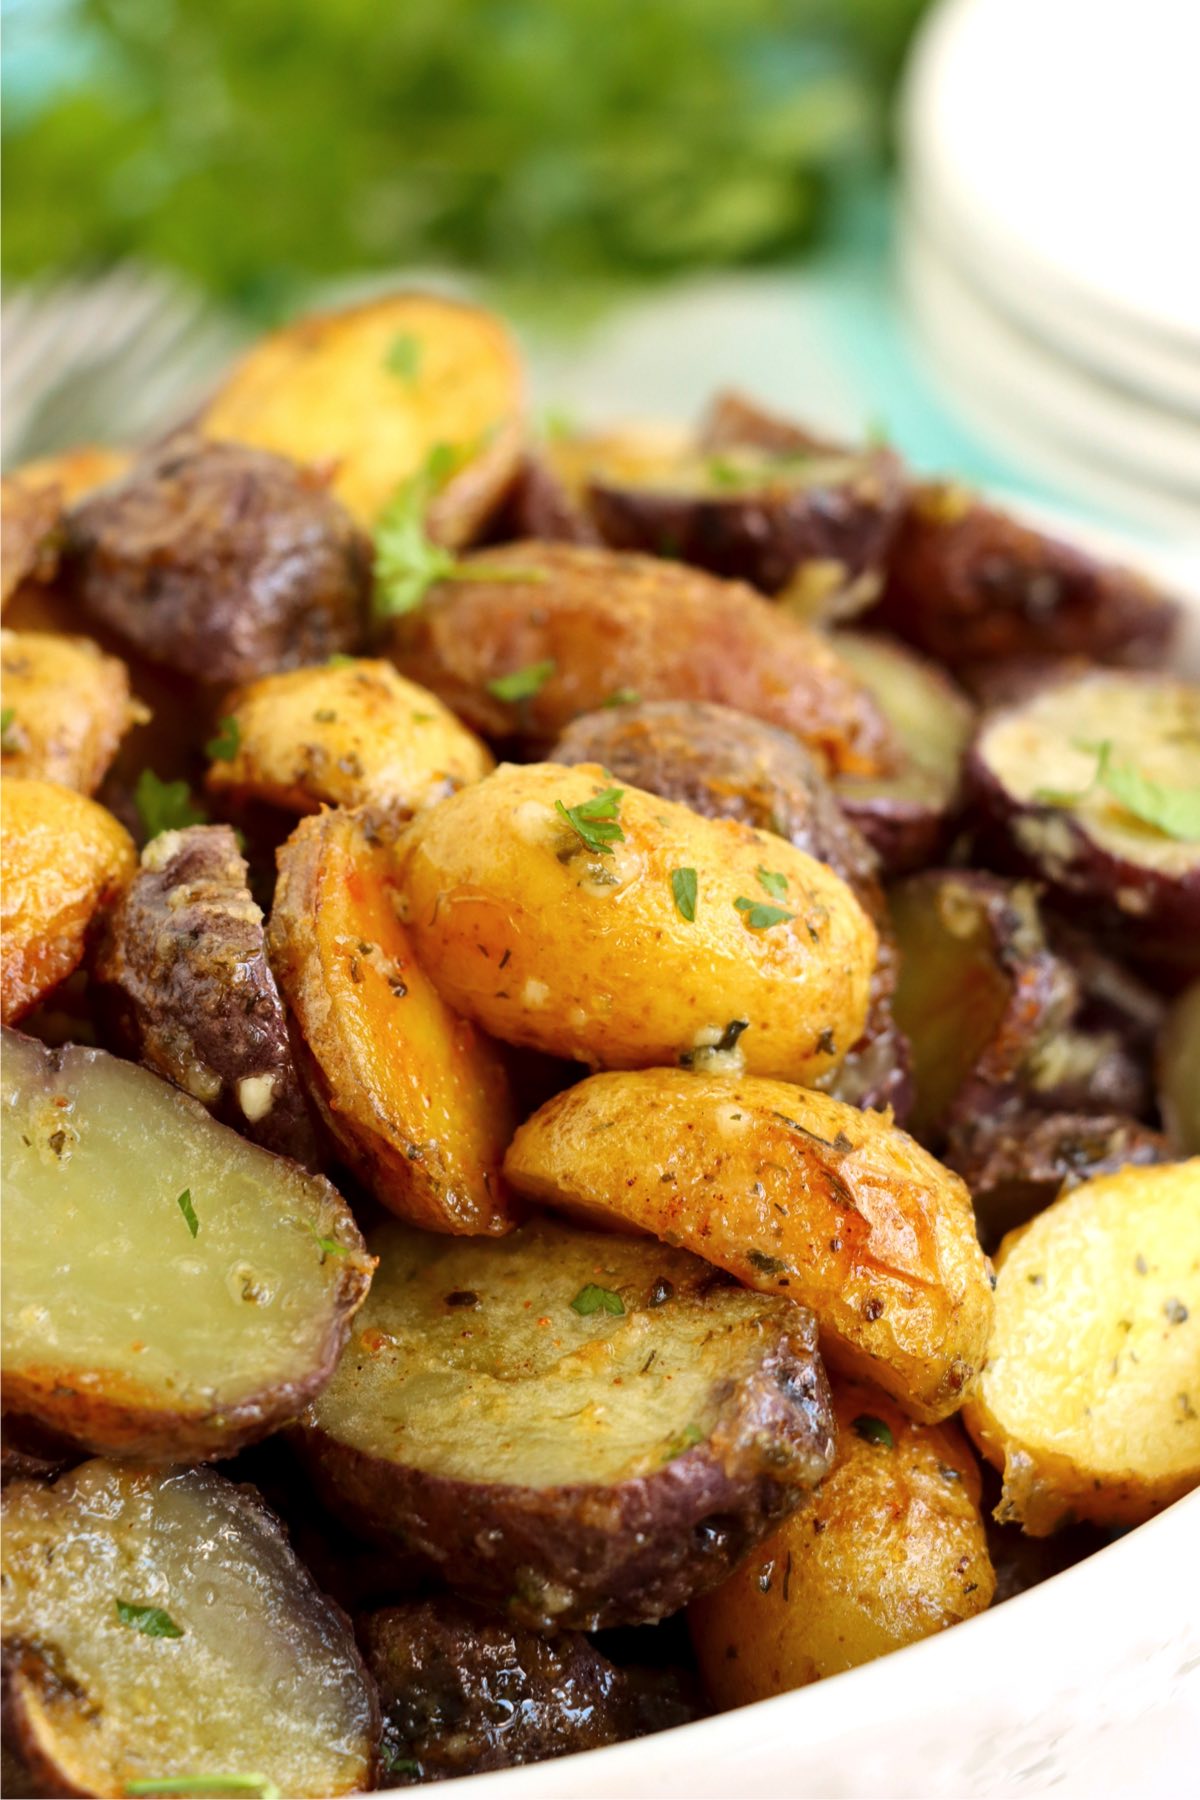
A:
[294,1216,836,1630]
[0,778,135,1024]
[689,1379,994,1703]
[2,1460,377,1797]
[505,1069,993,1422]
[269,806,517,1234]
[1,1029,373,1459]
[388,540,897,777]
[198,292,524,536]
[963,1159,1200,1532]
[206,657,492,818]
[395,761,877,1087]
[1,628,141,794]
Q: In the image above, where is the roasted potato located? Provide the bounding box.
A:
[0,476,62,610]
[269,806,517,1234]
[206,657,493,818]
[64,437,372,685]
[294,1217,836,1630]
[8,444,132,505]
[968,671,1200,982]
[872,482,1180,668]
[388,540,897,777]
[963,1160,1200,1533]
[395,761,877,1086]
[831,630,976,874]
[689,1379,994,1703]
[1,1029,373,1460]
[361,1597,700,1785]
[1,1460,377,1797]
[0,777,135,1024]
[505,1069,993,1421]
[198,291,524,537]
[1160,980,1200,1155]
[1,627,141,794]
[91,823,318,1162]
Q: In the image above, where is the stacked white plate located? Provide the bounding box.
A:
[898,0,1200,541]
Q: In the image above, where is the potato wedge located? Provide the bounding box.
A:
[269,806,517,1234]
[396,761,877,1086]
[1,627,140,794]
[963,1160,1200,1532]
[505,1069,993,1421]
[1,1460,377,1797]
[0,778,135,1025]
[689,1379,993,1703]
[91,824,318,1162]
[1,1029,373,1460]
[388,540,896,777]
[294,1217,836,1630]
[206,657,493,818]
[1160,980,1200,1156]
[199,291,524,536]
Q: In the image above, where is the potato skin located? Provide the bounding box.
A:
[64,437,371,685]
[505,1069,993,1422]
[206,657,493,817]
[1,629,139,795]
[0,779,135,1024]
[396,761,877,1085]
[0,478,62,611]
[1159,981,1200,1155]
[690,1380,994,1703]
[270,807,518,1234]
[91,824,318,1162]
[963,1160,1200,1533]
[388,540,897,777]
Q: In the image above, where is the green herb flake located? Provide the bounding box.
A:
[570,1282,625,1316]
[852,1414,894,1449]
[746,1248,787,1276]
[555,786,625,855]
[307,1222,350,1263]
[756,866,788,899]
[663,1421,704,1461]
[205,716,241,762]
[327,652,358,669]
[372,466,458,622]
[124,1778,280,1798]
[0,706,20,752]
[135,770,207,841]
[670,866,698,922]
[734,896,794,930]
[486,659,556,703]
[176,1188,199,1240]
[603,686,641,707]
[115,1599,184,1639]
[381,1752,422,1777]
[383,332,422,380]
[1035,739,1200,842]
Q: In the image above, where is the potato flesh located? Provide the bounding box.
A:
[1,1461,374,1796]
[1,628,138,793]
[397,761,876,1085]
[207,658,493,817]
[505,1069,992,1422]
[308,1220,808,1488]
[964,1160,1200,1532]
[690,1381,993,1702]
[1,1031,371,1445]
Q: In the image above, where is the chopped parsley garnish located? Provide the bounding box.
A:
[205,716,240,762]
[135,769,207,840]
[555,786,625,855]
[115,1599,183,1639]
[852,1414,894,1449]
[746,1248,787,1275]
[381,1752,421,1777]
[486,659,556,703]
[383,332,422,380]
[0,706,20,752]
[603,686,641,707]
[756,866,788,899]
[327,652,358,668]
[663,1422,704,1460]
[570,1282,625,1316]
[307,1222,350,1262]
[1035,739,1200,841]
[125,1779,280,1798]
[734,896,794,930]
[176,1188,199,1240]
[670,866,698,921]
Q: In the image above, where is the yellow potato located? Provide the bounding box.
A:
[505,1068,993,1421]
[690,1380,994,1704]
[206,658,492,817]
[396,761,877,1085]
[963,1160,1200,1533]
[1,629,142,794]
[269,807,517,1235]
[9,444,131,506]
[198,292,524,536]
[1,779,135,1024]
